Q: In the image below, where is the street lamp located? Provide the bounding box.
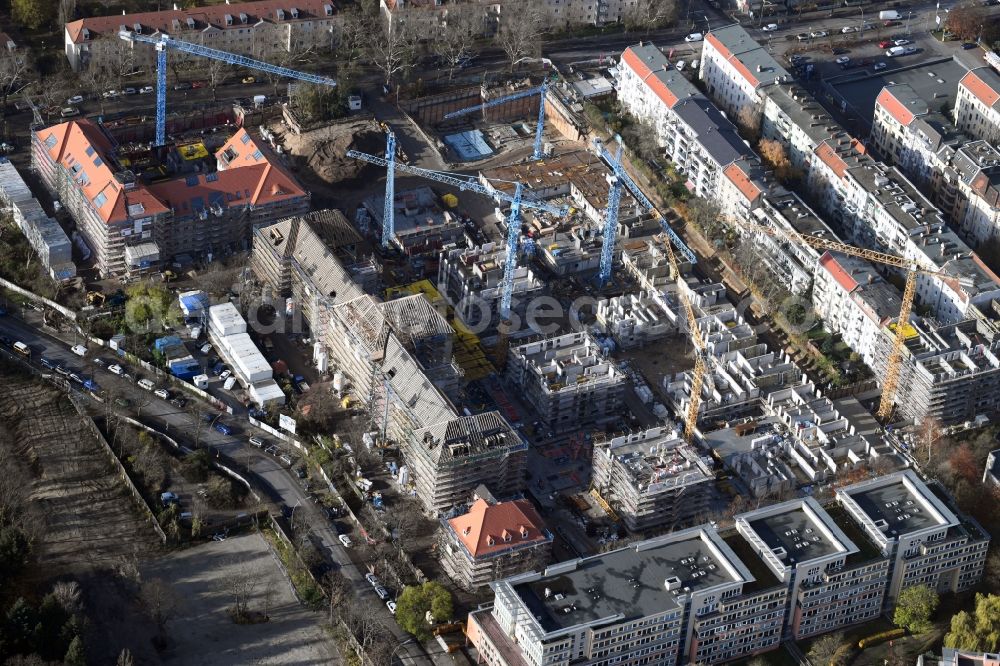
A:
[390,637,416,665]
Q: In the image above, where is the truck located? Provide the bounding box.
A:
[886,46,907,57]
[879,10,900,20]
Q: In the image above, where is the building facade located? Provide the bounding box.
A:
[955,68,1000,144]
[65,0,340,73]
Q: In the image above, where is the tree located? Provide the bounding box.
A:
[223,556,261,620]
[291,83,347,124]
[944,593,1000,652]
[205,58,227,102]
[0,49,31,111]
[946,6,987,42]
[759,138,797,183]
[434,10,480,81]
[369,18,419,87]
[12,0,53,29]
[623,0,677,32]
[495,1,547,72]
[335,9,370,81]
[894,584,939,634]
[807,631,847,666]
[140,578,180,646]
[64,636,86,666]
[57,0,77,28]
[116,649,135,666]
[50,581,82,615]
[736,103,763,144]
[621,117,662,164]
[949,443,980,484]
[394,582,453,641]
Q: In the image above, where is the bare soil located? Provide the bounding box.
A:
[273,116,387,188]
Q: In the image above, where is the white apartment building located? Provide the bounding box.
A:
[955,67,1000,143]
[743,189,838,296]
[812,251,902,371]
[837,471,989,606]
[949,142,1000,247]
[617,43,755,199]
[736,498,886,640]
[64,0,340,73]
[718,157,767,222]
[699,24,790,119]
[760,82,842,173]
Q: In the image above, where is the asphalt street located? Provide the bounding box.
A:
[0,311,429,665]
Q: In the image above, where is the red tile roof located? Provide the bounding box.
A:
[447,498,549,559]
[621,47,680,108]
[814,141,849,180]
[819,252,858,293]
[65,0,336,44]
[213,128,305,205]
[35,119,169,224]
[723,162,762,203]
[960,70,1000,110]
[705,31,759,88]
[877,88,918,126]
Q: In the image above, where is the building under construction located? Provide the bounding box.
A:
[591,426,714,534]
[406,412,528,516]
[506,331,625,432]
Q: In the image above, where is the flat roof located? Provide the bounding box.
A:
[745,503,844,563]
[830,57,970,131]
[840,471,956,537]
[513,528,745,632]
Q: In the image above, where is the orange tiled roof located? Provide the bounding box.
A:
[960,70,1000,110]
[723,162,762,203]
[35,119,169,224]
[814,141,849,180]
[448,498,549,559]
[877,88,919,126]
[65,0,336,45]
[819,252,858,293]
[705,32,759,88]
[213,128,306,205]
[621,46,680,109]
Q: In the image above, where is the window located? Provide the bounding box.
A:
[93,192,107,208]
[85,146,95,157]
[252,149,263,160]
[241,133,251,144]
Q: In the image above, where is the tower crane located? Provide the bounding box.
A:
[656,230,708,442]
[730,217,960,422]
[443,81,550,161]
[592,136,697,284]
[119,31,336,147]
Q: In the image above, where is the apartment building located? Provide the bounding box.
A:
[699,24,790,119]
[33,121,309,277]
[742,189,838,295]
[718,157,767,222]
[596,288,680,349]
[361,186,464,255]
[437,242,545,334]
[506,332,626,432]
[591,426,714,533]
[955,67,1000,143]
[439,495,552,591]
[617,43,756,199]
[0,159,75,281]
[468,526,788,666]
[760,81,841,173]
[64,0,339,72]
[812,251,902,371]
[735,498,887,640]
[946,141,1000,248]
[836,470,990,606]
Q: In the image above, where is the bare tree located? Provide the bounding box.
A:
[369,18,420,87]
[58,0,77,26]
[434,10,480,81]
[324,569,351,624]
[335,9,370,81]
[623,0,678,32]
[50,581,82,614]
[116,649,135,666]
[0,49,31,110]
[224,556,261,620]
[495,1,547,71]
[205,58,227,102]
[140,578,181,645]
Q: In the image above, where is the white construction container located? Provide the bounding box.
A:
[208,302,246,337]
[221,332,271,384]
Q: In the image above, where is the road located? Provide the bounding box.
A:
[0,310,430,665]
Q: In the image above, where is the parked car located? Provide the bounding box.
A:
[835,56,850,65]
[139,85,154,94]
[154,388,170,400]
[386,601,397,615]
[841,26,856,33]
[160,491,179,507]
[374,586,389,601]
[55,365,71,376]
[796,33,810,41]
[762,23,778,31]
[220,369,233,380]
[338,534,352,548]
[214,422,233,436]
[102,90,120,98]
[60,107,80,118]
[67,95,84,105]
[249,436,265,447]
[138,378,155,391]
[962,42,979,49]
[242,76,256,84]
[93,357,110,367]
[191,80,206,88]
[365,573,380,586]
[40,357,56,370]
[684,32,703,42]
[169,397,187,408]
[809,30,828,38]
[123,87,137,95]
[173,82,192,90]
[879,39,893,48]
[894,39,911,46]
[108,364,124,375]
[675,60,687,71]
[70,344,87,356]
[873,61,888,71]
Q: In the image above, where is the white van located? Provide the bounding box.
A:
[138,378,155,391]
[223,376,236,391]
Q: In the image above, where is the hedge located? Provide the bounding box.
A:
[858,628,905,649]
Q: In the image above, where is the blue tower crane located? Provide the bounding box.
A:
[346,147,565,316]
[443,81,550,161]
[382,131,396,250]
[593,136,696,285]
[118,31,336,147]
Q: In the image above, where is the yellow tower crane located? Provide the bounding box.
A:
[655,232,709,442]
[729,217,960,422]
